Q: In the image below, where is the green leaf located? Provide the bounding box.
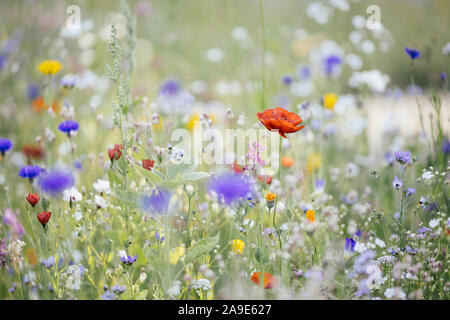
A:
[182,171,210,182]
[136,290,148,300]
[184,233,219,264]
[167,163,195,180]
[138,167,165,186]
[108,170,121,187]
[128,242,147,268]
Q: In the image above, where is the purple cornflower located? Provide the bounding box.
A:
[58,120,79,137]
[41,256,55,268]
[142,189,172,214]
[3,208,25,238]
[394,151,411,165]
[111,284,126,294]
[38,168,75,195]
[208,172,252,205]
[441,72,447,82]
[405,188,416,198]
[315,179,325,191]
[101,290,116,300]
[282,75,293,86]
[155,231,165,243]
[159,79,180,96]
[298,65,311,80]
[18,165,41,181]
[384,151,395,165]
[418,196,427,209]
[0,138,13,156]
[442,140,450,155]
[392,176,403,189]
[345,237,356,253]
[27,84,40,100]
[323,54,343,76]
[405,47,420,60]
[417,226,431,234]
[120,255,137,265]
[405,246,417,255]
[353,250,376,274]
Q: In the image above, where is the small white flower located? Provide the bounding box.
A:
[375,238,386,248]
[384,288,395,298]
[354,242,367,253]
[429,218,441,229]
[63,187,82,202]
[95,195,108,208]
[93,179,111,195]
[74,211,83,221]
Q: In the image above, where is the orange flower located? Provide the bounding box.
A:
[32,96,59,114]
[281,156,294,168]
[250,272,277,289]
[256,107,304,138]
[306,209,315,222]
[25,247,38,266]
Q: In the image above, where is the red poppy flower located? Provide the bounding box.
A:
[257,175,272,185]
[256,107,304,138]
[250,272,277,289]
[22,145,45,160]
[108,144,123,161]
[142,159,155,171]
[26,193,40,207]
[37,211,51,228]
[231,162,244,174]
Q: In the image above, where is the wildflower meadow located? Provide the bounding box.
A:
[0,0,449,302]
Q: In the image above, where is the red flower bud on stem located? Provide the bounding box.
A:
[26,193,40,207]
[37,211,51,228]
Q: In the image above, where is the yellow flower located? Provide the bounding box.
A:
[306,152,321,173]
[231,239,245,255]
[323,93,338,110]
[37,60,62,75]
[169,246,185,265]
[186,113,200,132]
[306,209,315,222]
[265,191,277,202]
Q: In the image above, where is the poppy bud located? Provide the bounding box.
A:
[142,159,155,171]
[37,211,51,228]
[26,193,40,207]
[108,144,123,161]
[257,175,272,185]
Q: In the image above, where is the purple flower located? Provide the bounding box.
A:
[353,250,375,274]
[58,120,79,136]
[405,47,420,60]
[159,79,180,96]
[442,140,450,155]
[38,168,75,195]
[3,208,24,237]
[384,151,395,165]
[41,256,55,268]
[18,165,41,181]
[355,279,370,298]
[111,284,126,294]
[282,75,293,86]
[392,176,403,189]
[298,65,311,80]
[441,72,447,82]
[27,84,40,100]
[101,290,116,300]
[345,237,356,253]
[417,226,431,234]
[142,189,172,214]
[323,54,343,76]
[120,255,137,265]
[155,231,165,243]
[405,188,416,198]
[394,151,411,165]
[405,246,417,255]
[0,138,13,155]
[315,179,325,191]
[208,172,252,205]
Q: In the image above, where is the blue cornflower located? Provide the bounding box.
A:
[394,151,411,165]
[392,176,403,189]
[159,79,180,96]
[323,54,343,76]
[0,138,13,156]
[405,47,420,60]
[58,120,79,137]
[384,151,395,165]
[142,189,172,214]
[207,172,252,205]
[41,256,55,268]
[405,188,416,198]
[18,165,41,181]
[345,237,356,253]
[155,231,165,243]
[298,65,311,80]
[282,75,293,86]
[101,290,116,300]
[27,84,40,100]
[353,250,375,274]
[111,284,126,294]
[120,255,137,265]
[417,226,431,234]
[38,168,75,195]
[405,246,417,255]
[442,140,450,155]
[441,72,447,82]
[315,179,325,191]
